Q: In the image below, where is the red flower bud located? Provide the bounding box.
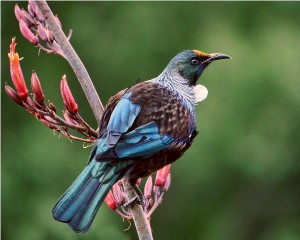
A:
[14,4,22,21]
[60,75,78,114]
[8,38,28,100]
[144,175,153,200]
[155,164,171,187]
[19,19,38,45]
[31,0,44,22]
[20,9,34,26]
[31,71,44,104]
[104,191,117,210]
[37,24,48,42]
[162,173,171,192]
[4,83,23,106]
[28,0,37,17]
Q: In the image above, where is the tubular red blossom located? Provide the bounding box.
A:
[162,173,171,192]
[4,83,23,106]
[8,38,28,100]
[155,164,171,187]
[19,19,38,45]
[60,75,78,114]
[104,191,117,210]
[144,175,153,200]
[31,71,44,104]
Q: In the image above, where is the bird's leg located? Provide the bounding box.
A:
[132,184,144,201]
[123,184,145,209]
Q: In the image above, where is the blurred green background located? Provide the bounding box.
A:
[2,2,300,240]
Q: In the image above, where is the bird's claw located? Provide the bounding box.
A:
[123,195,145,209]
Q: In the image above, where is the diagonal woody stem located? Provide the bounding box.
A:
[123,179,153,240]
[35,0,104,124]
[34,1,153,239]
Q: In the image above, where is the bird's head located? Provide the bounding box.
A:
[166,49,231,86]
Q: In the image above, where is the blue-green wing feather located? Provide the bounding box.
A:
[106,92,141,147]
[97,121,174,160]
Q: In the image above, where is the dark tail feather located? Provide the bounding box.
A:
[52,160,121,233]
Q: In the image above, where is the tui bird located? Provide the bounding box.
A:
[52,49,230,232]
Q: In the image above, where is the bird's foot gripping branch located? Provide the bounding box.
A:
[105,164,171,219]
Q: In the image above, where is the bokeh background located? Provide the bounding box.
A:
[2,2,300,240]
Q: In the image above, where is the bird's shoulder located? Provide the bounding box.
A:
[129,81,196,139]
[99,81,195,139]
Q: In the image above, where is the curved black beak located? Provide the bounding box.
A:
[204,53,231,64]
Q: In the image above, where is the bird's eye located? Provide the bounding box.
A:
[191,59,200,65]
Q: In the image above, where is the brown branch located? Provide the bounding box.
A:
[31,106,98,138]
[122,180,153,240]
[24,98,98,139]
[35,1,153,239]
[35,0,104,124]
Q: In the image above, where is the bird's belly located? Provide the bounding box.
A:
[126,140,192,181]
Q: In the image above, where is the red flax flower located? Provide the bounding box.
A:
[4,83,23,106]
[144,175,153,200]
[19,19,38,45]
[31,71,44,104]
[8,38,28,100]
[60,75,78,114]
[14,4,22,21]
[6,29,97,144]
[155,164,171,187]
[104,191,117,210]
